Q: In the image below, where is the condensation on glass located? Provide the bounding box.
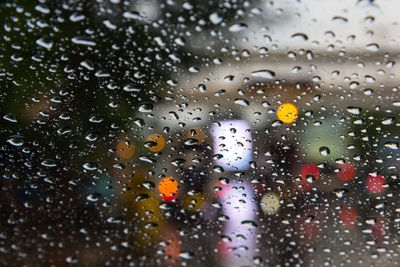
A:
[1,0,400,266]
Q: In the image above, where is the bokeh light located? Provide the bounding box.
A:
[187,127,206,145]
[158,177,178,202]
[371,216,388,242]
[277,103,298,124]
[214,180,232,198]
[298,207,321,243]
[336,162,356,181]
[299,164,320,191]
[211,120,252,171]
[366,175,386,193]
[260,192,280,215]
[116,141,135,159]
[146,133,165,152]
[338,206,358,229]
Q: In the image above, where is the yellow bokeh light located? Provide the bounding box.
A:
[260,192,280,215]
[277,103,298,124]
[146,133,165,152]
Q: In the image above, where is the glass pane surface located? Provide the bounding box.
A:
[1,0,400,266]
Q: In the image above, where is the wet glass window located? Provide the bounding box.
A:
[1,0,400,266]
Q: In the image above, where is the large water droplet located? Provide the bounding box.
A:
[138,103,153,113]
[36,37,54,50]
[332,16,348,24]
[384,141,399,150]
[229,23,248,32]
[3,113,17,123]
[319,146,330,156]
[234,98,249,106]
[291,33,308,42]
[251,70,275,79]
[241,220,258,228]
[381,117,394,125]
[87,193,101,202]
[209,12,223,25]
[71,36,96,46]
[347,106,362,115]
[366,43,379,51]
[6,136,24,147]
[123,84,141,92]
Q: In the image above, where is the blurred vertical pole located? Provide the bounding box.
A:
[219,180,257,267]
[211,120,257,266]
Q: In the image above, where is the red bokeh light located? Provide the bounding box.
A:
[337,162,356,181]
[338,206,358,229]
[298,207,321,243]
[301,164,320,182]
[371,216,388,242]
[214,181,232,198]
[298,164,320,191]
[365,175,386,193]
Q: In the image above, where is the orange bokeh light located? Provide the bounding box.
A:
[116,141,135,159]
[146,133,165,152]
[158,177,179,202]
